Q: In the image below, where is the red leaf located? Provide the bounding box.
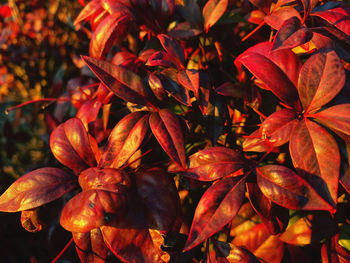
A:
[60,189,127,233]
[98,112,149,169]
[0,5,11,18]
[135,168,181,232]
[101,225,168,263]
[246,183,289,235]
[184,175,246,251]
[233,224,284,263]
[259,109,297,147]
[146,51,179,68]
[313,104,350,137]
[149,109,186,169]
[249,0,271,14]
[272,16,313,51]
[243,129,277,152]
[148,73,166,101]
[298,50,345,113]
[74,0,102,26]
[312,7,350,36]
[264,7,302,30]
[82,56,150,105]
[73,229,109,263]
[256,165,335,210]
[76,99,102,128]
[203,0,229,32]
[321,234,350,263]
[78,167,131,192]
[340,167,350,195]
[289,119,339,210]
[235,42,301,109]
[170,147,245,181]
[213,240,260,263]
[90,12,133,58]
[157,34,186,67]
[0,168,76,212]
[21,209,45,233]
[177,69,199,95]
[50,118,97,173]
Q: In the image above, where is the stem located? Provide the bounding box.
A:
[5,97,71,114]
[252,107,267,119]
[51,237,73,263]
[242,21,265,42]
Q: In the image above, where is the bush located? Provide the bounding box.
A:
[1,0,350,262]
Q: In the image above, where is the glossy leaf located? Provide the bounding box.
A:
[289,119,339,210]
[213,240,260,263]
[233,223,284,263]
[313,104,350,137]
[50,118,97,173]
[272,16,313,51]
[73,229,109,263]
[321,234,350,263]
[146,51,179,68]
[177,69,199,95]
[82,56,150,105]
[298,50,345,112]
[101,225,168,263]
[184,175,246,251]
[98,111,149,168]
[243,129,277,152]
[203,0,229,32]
[76,99,102,127]
[246,183,289,235]
[74,0,102,26]
[90,12,133,58]
[0,168,76,212]
[312,7,350,36]
[170,147,245,181]
[158,34,185,67]
[256,165,335,210]
[149,109,186,169]
[135,168,181,232]
[259,109,297,147]
[264,7,302,30]
[60,189,127,233]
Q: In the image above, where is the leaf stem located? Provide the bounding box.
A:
[51,237,73,263]
[5,97,71,114]
[242,21,265,42]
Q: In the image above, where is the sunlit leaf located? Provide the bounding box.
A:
[0,168,76,212]
[203,0,229,32]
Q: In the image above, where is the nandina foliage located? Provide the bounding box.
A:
[1,0,350,262]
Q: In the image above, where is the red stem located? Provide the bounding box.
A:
[242,21,265,42]
[5,97,71,114]
[51,237,73,263]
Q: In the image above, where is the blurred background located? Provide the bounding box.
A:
[0,1,89,261]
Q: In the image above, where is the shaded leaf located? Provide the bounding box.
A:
[158,34,186,67]
[298,50,345,113]
[289,119,339,210]
[213,240,260,263]
[146,51,179,68]
[230,202,260,237]
[321,234,350,263]
[82,56,150,105]
[184,175,246,251]
[98,111,149,168]
[203,0,229,32]
[21,209,45,233]
[177,69,199,95]
[135,168,181,232]
[272,16,313,51]
[149,109,186,169]
[264,7,302,30]
[0,168,76,212]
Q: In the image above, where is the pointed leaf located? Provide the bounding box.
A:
[259,109,297,147]
[243,129,278,152]
[257,165,335,210]
[76,99,102,128]
[74,0,102,26]
[203,0,229,32]
[312,7,350,36]
[149,109,186,169]
[0,168,76,212]
[298,50,345,112]
[313,104,350,137]
[60,189,127,233]
[82,56,150,105]
[99,112,149,168]
[170,147,245,181]
[50,118,97,173]
[184,175,246,251]
[146,51,178,68]
[177,69,199,94]
[157,34,186,67]
[233,223,284,263]
[264,7,302,30]
[90,13,133,58]
[135,168,181,232]
[289,119,339,210]
[213,240,260,263]
[272,16,313,51]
